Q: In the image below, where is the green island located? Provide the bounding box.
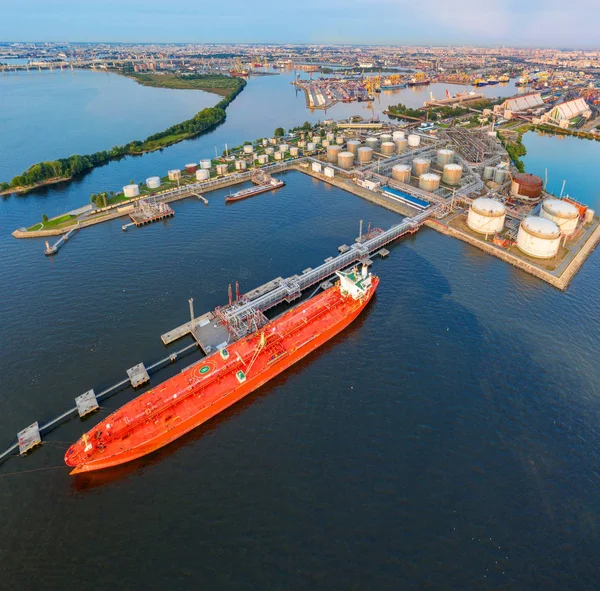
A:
[1,74,246,196]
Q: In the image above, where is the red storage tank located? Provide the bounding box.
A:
[510,173,543,201]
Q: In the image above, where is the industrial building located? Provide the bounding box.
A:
[537,97,592,128]
[493,93,545,119]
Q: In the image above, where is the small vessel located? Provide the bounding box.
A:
[229,70,248,77]
[473,78,488,87]
[65,268,379,474]
[407,72,430,87]
[499,74,510,83]
[515,74,530,87]
[487,77,499,85]
[225,178,285,203]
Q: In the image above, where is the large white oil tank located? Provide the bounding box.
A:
[337,151,354,170]
[269,137,277,145]
[243,144,254,154]
[365,137,379,150]
[279,144,289,153]
[395,138,408,153]
[494,168,509,184]
[146,176,161,189]
[483,166,495,181]
[258,154,269,165]
[380,134,393,144]
[335,136,344,145]
[357,146,373,164]
[392,164,411,183]
[442,163,463,186]
[322,139,330,147]
[266,147,275,155]
[540,198,579,236]
[324,166,335,178]
[407,134,420,147]
[196,169,210,181]
[306,142,316,152]
[123,184,140,198]
[168,169,181,181]
[298,140,306,148]
[312,161,322,173]
[419,173,441,192]
[347,140,361,154]
[311,135,320,144]
[216,164,228,176]
[517,216,561,258]
[235,160,247,171]
[274,151,283,160]
[467,197,506,235]
[585,209,595,224]
[200,159,211,170]
[381,142,395,156]
[412,158,430,176]
[436,149,455,166]
[326,132,335,142]
[392,130,405,141]
[290,146,299,156]
[327,145,342,163]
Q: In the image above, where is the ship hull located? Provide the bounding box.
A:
[67,279,378,474]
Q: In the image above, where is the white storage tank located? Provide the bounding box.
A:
[266,147,275,155]
[517,216,561,258]
[243,144,254,154]
[392,130,405,140]
[216,164,228,176]
[419,173,441,192]
[146,176,161,189]
[196,169,210,181]
[335,136,344,145]
[312,161,322,173]
[436,149,454,166]
[442,163,463,186]
[123,184,140,198]
[269,137,277,145]
[258,154,269,164]
[467,197,506,235]
[395,138,408,153]
[365,137,379,150]
[412,158,430,176]
[540,198,579,236]
[185,163,198,175]
[297,141,306,148]
[279,144,289,153]
[380,134,393,144]
[290,146,299,156]
[494,168,509,184]
[337,151,354,170]
[585,208,595,224]
[327,145,342,164]
[347,140,361,154]
[262,138,268,147]
[483,166,496,181]
[235,160,247,171]
[306,142,316,151]
[391,164,411,183]
[357,146,373,164]
[168,169,181,181]
[200,159,211,170]
[381,141,395,156]
[274,151,283,160]
[322,140,330,147]
[311,135,320,144]
[326,132,335,142]
[324,166,335,178]
[407,134,421,147]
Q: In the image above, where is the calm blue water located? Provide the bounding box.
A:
[1,71,599,591]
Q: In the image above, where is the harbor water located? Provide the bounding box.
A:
[1,71,599,590]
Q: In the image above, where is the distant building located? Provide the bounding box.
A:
[493,93,545,119]
[538,97,592,128]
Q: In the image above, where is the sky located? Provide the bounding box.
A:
[1,0,599,48]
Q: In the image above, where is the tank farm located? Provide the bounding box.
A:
[5,119,600,468]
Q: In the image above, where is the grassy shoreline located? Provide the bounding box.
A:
[1,74,246,196]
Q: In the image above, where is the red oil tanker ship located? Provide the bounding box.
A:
[65,268,379,474]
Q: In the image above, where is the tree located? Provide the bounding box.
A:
[90,193,97,204]
[274,127,285,137]
[302,121,312,131]
[42,214,49,223]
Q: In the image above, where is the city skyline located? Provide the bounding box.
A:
[2,0,600,49]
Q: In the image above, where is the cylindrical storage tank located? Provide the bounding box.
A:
[436,149,454,167]
[327,145,342,164]
[311,135,320,144]
[123,184,140,198]
[335,136,344,145]
[200,159,211,169]
[146,176,161,189]
[392,130,405,140]
[266,147,275,155]
[483,166,495,180]
[412,158,430,176]
[494,168,508,184]
[517,216,561,258]
[381,141,395,156]
[306,142,316,151]
[279,144,289,153]
[326,132,335,142]
[235,160,247,171]
[540,198,579,236]
[337,151,354,170]
[258,154,269,164]
[290,146,299,156]
[407,134,420,147]
[392,164,411,183]
[269,137,277,145]
[365,137,378,150]
[511,173,544,201]
[395,138,408,153]
[419,173,441,192]
[380,134,393,144]
[324,166,335,178]
[274,151,283,160]
[185,163,198,174]
[467,197,506,235]
[168,169,181,181]
[297,141,306,148]
[357,146,373,164]
[196,169,210,181]
[347,140,361,154]
[442,163,463,186]
[322,140,330,147]
[216,164,228,176]
[243,144,254,154]
[262,138,268,147]
[585,209,595,224]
